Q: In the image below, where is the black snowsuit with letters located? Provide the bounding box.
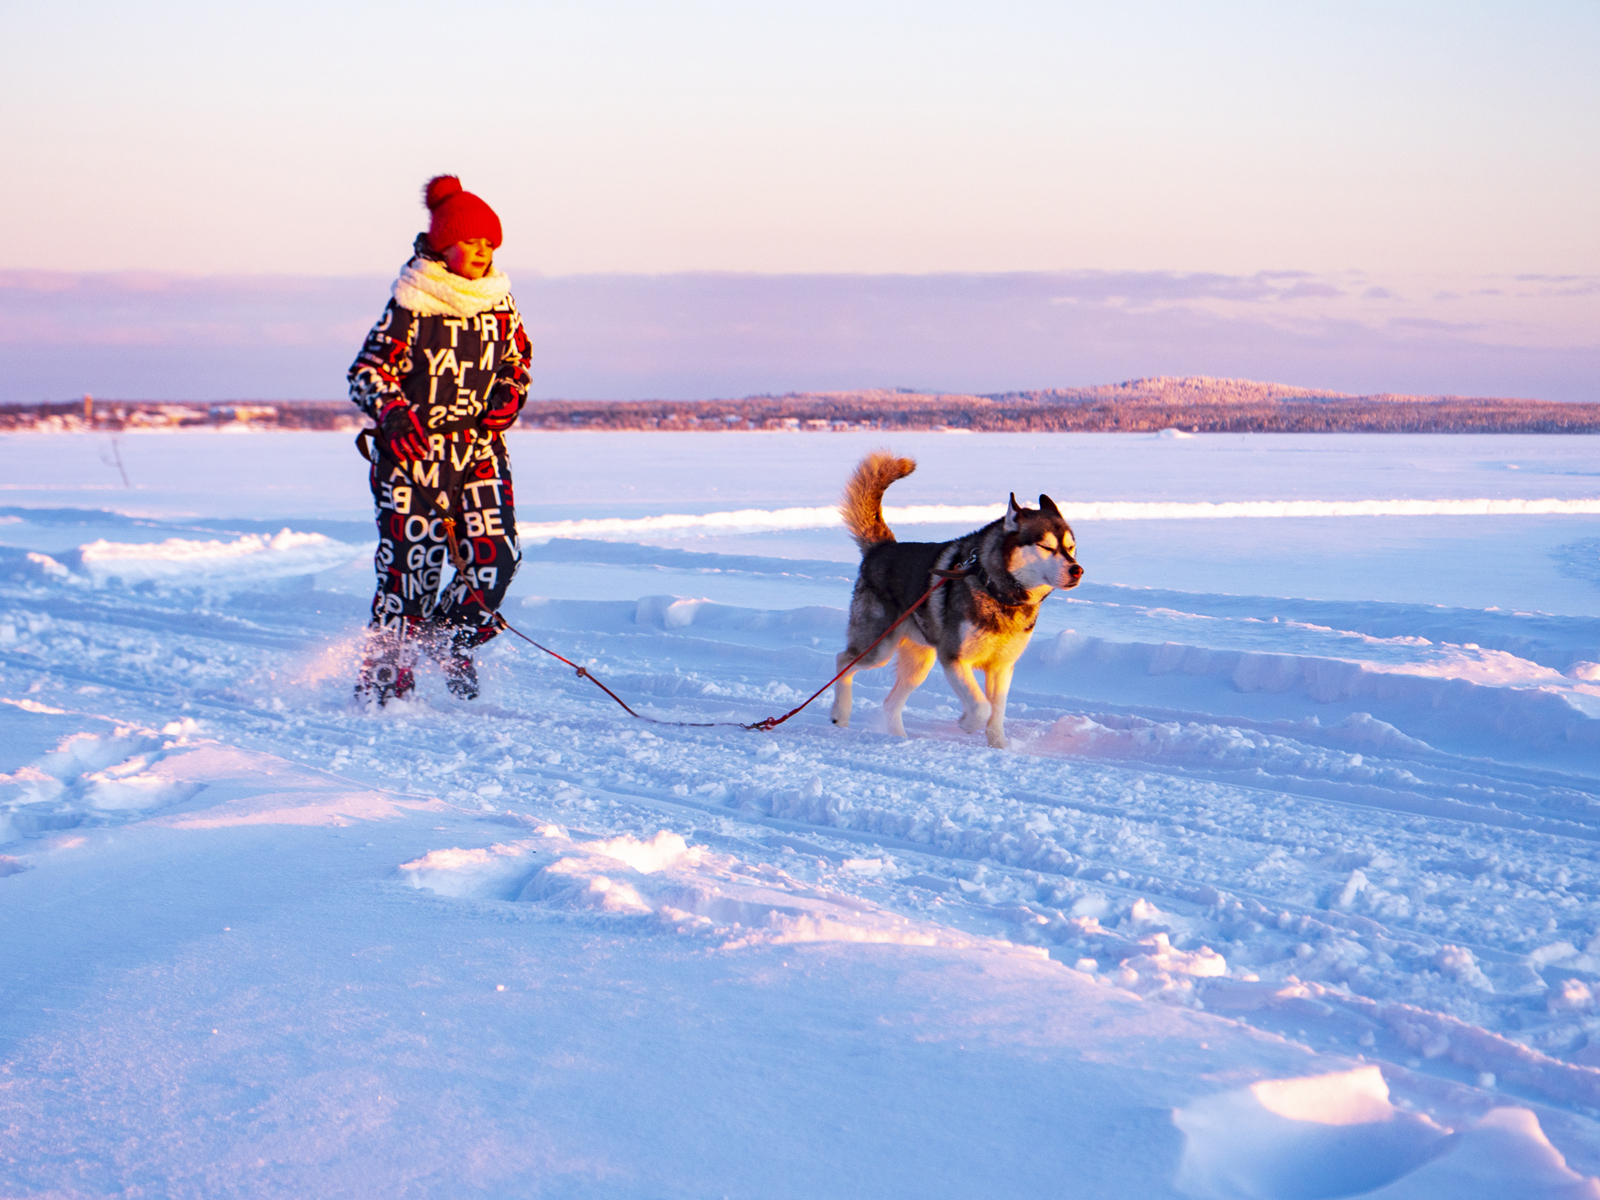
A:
[348,239,532,646]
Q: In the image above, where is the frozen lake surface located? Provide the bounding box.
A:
[3,429,1600,1197]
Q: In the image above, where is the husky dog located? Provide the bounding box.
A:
[830,452,1083,748]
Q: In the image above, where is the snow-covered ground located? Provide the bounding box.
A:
[4,429,1600,1197]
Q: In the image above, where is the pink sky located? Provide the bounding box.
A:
[4,3,1595,278]
[3,267,1593,403]
[1,2,1595,400]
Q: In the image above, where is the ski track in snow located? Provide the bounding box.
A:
[4,430,1600,1196]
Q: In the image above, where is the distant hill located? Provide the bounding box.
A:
[3,378,1597,433]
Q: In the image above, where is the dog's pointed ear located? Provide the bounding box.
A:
[1039,494,1062,519]
[1004,492,1020,532]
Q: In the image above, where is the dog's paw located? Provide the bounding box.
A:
[958,704,992,734]
[986,730,1010,750]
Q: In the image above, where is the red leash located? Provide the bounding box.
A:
[501,558,976,732]
[492,617,651,719]
[361,428,972,733]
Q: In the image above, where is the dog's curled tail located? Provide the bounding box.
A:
[840,451,916,552]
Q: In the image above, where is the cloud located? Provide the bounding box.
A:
[1274,283,1345,301]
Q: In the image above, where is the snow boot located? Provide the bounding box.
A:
[442,652,479,700]
[355,655,415,706]
[355,621,421,707]
[421,618,493,700]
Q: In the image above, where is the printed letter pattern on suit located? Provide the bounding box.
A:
[348,257,531,644]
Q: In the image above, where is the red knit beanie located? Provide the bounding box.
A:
[423,175,503,251]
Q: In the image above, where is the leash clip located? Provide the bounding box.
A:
[932,553,979,580]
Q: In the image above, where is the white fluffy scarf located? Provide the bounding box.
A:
[392,257,512,317]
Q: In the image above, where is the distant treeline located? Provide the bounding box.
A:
[516,393,1600,434]
[0,399,360,432]
[4,377,1597,434]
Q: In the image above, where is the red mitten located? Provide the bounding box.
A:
[379,401,429,463]
[481,396,520,432]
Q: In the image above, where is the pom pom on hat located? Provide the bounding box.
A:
[425,175,463,210]
[422,174,502,251]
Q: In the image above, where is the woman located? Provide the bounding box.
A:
[348,175,531,704]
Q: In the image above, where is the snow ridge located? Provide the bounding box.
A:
[517,496,1600,541]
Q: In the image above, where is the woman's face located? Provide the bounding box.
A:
[443,238,494,280]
